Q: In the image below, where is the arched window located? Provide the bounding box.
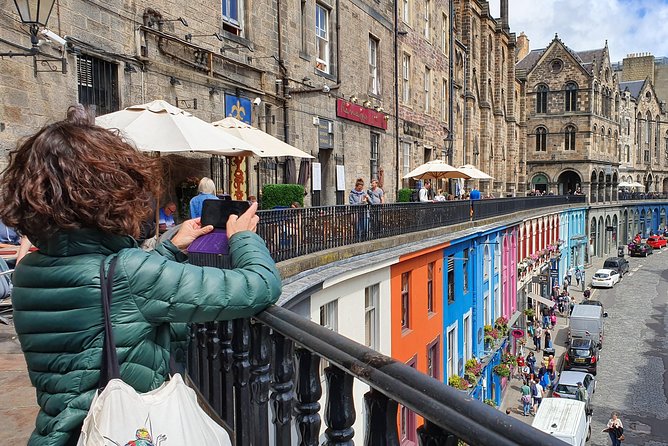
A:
[536,85,548,114]
[655,115,661,161]
[564,125,576,150]
[535,126,547,151]
[625,145,630,163]
[565,82,577,112]
[593,84,599,114]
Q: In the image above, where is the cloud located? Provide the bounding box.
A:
[489,0,668,62]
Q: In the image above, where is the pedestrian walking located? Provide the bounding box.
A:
[526,351,536,375]
[544,329,552,349]
[575,267,582,286]
[547,355,556,381]
[532,379,544,413]
[584,288,591,299]
[521,383,532,416]
[542,307,550,329]
[605,411,624,446]
[550,312,557,328]
[534,325,543,351]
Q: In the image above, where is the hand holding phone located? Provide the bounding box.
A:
[227,202,259,238]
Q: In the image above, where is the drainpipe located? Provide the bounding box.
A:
[448,0,454,166]
[395,0,401,192]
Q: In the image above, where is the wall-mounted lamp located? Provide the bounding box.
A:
[124,63,138,73]
[362,100,372,108]
[375,105,384,112]
[322,84,331,93]
[349,95,358,104]
[397,30,408,36]
[170,76,181,86]
[209,87,219,96]
[1,0,67,74]
[185,32,223,43]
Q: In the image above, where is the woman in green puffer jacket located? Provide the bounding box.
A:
[0,105,282,446]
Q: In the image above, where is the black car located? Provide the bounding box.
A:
[630,242,653,257]
[564,339,599,375]
[603,257,630,276]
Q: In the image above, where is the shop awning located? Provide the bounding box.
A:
[528,292,555,308]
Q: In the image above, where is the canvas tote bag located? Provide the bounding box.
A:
[77,257,232,446]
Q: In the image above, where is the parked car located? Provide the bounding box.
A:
[629,242,653,257]
[591,269,620,288]
[533,398,591,445]
[552,370,596,415]
[564,339,599,375]
[646,236,667,249]
[602,257,629,276]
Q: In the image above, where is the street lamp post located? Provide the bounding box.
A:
[11,0,57,50]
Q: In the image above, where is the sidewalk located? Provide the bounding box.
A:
[501,256,606,421]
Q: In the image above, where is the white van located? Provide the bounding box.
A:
[569,304,606,348]
[532,398,591,445]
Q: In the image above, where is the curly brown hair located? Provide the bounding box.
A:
[0,106,161,240]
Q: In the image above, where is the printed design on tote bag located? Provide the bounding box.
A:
[104,423,167,446]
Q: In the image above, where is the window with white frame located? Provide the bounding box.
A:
[222,0,243,33]
[427,261,434,313]
[402,142,411,178]
[369,36,379,95]
[463,313,471,361]
[402,0,410,25]
[423,0,431,40]
[427,338,439,379]
[483,245,490,278]
[462,248,469,292]
[483,293,490,326]
[370,132,379,192]
[441,78,447,120]
[424,66,431,113]
[315,4,330,73]
[441,13,448,54]
[365,284,379,350]
[400,358,417,443]
[401,272,410,329]
[402,53,411,103]
[446,323,457,379]
[319,300,338,375]
[447,255,455,304]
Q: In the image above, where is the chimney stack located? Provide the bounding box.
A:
[516,32,530,61]
[501,0,509,31]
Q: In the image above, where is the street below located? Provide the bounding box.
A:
[587,249,668,446]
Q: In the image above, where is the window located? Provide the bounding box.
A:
[535,127,547,151]
[319,300,338,332]
[446,324,457,378]
[402,53,411,103]
[369,36,379,95]
[427,338,440,379]
[76,55,119,116]
[441,13,448,54]
[463,314,471,361]
[365,284,379,350]
[423,0,430,41]
[625,145,631,163]
[402,142,411,178]
[441,79,447,120]
[536,84,548,113]
[565,125,576,150]
[370,133,379,182]
[424,67,431,113]
[565,82,577,112]
[222,0,242,33]
[315,4,330,73]
[427,262,434,313]
[483,294,490,326]
[462,248,469,292]
[300,0,307,53]
[400,359,417,443]
[402,0,410,25]
[447,255,455,304]
[401,272,410,329]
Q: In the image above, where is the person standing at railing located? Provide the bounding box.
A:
[0,105,282,446]
[367,179,385,204]
[189,177,219,219]
[349,178,370,241]
[419,180,432,202]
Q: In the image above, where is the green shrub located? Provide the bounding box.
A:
[261,184,305,210]
[397,188,413,202]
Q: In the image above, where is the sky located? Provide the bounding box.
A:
[488,0,668,63]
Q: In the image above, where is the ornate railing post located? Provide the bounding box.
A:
[417,420,458,446]
[363,389,399,446]
[232,318,251,446]
[219,320,235,426]
[249,321,271,445]
[205,321,221,413]
[271,333,294,446]
[196,323,208,390]
[323,365,355,446]
[295,348,322,446]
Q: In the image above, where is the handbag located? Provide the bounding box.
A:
[618,434,625,441]
[77,257,231,446]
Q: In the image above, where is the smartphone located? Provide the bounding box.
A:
[201,199,250,229]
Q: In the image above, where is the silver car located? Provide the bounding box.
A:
[552,370,596,415]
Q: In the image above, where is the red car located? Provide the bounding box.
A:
[647,236,667,249]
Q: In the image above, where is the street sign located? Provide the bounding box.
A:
[550,269,559,278]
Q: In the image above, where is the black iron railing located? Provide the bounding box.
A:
[258,196,586,262]
[187,306,566,446]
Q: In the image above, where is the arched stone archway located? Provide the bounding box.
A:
[612,215,618,251]
[604,215,612,255]
[645,174,654,193]
[612,172,618,200]
[661,209,667,229]
[590,171,598,202]
[557,170,582,195]
[597,217,604,257]
[589,217,597,258]
[623,210,629,243]
[598,172,605,203]
[663,178,668,194]
[640,209,646,236]
[530,173,549,193]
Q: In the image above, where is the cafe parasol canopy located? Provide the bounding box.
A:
[212,117,314,158]
[403,159,471,180]
[458,164,493,180]
[95,100,256,155]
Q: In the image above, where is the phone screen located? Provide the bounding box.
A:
[201,199,250,229]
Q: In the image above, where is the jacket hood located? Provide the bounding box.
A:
[34,228,137,257]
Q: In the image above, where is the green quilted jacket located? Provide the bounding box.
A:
[12,229,282,446]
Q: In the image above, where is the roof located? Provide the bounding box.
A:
[619,80,645,98]
[557,370,593,385]
[532,398,586,436]
[516,49,544,71]
[575,48,605,74]
[515,38,605,76]
[571,304,603,317]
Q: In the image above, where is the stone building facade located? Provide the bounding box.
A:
[516,36,622,201]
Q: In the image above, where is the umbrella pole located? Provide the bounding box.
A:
[155,152,161,238]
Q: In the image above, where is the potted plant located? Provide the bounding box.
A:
[494,316,509,336]
[501,352,517,366]
[448,375,470,391]
[524,308,535,319]
[493,363,510,377]
[484,398,496,408]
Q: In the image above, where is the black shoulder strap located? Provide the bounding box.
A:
[99,256,120,389]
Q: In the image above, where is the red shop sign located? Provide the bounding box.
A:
[336,98,388,130]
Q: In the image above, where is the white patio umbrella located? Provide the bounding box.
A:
[403,159,471,180]
[212,117,314,158]
[458,164,494,180]
[95,100,256,155]
[617,181,632,188]
[629,182,645,189]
